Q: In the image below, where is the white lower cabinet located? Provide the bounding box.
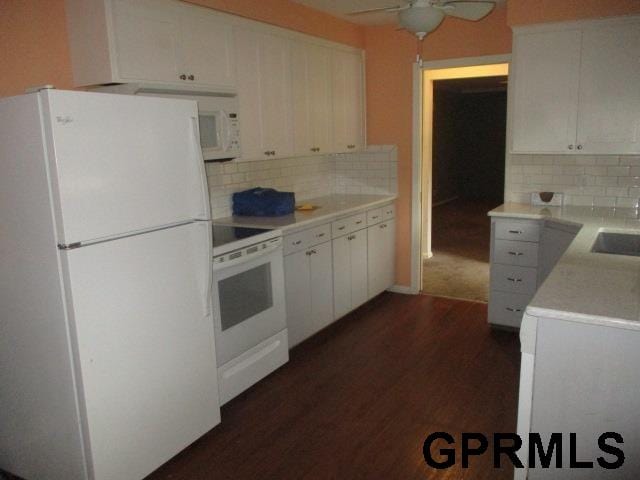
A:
[489,217,578,328]
[283,202,396,347]
[367,219,395,299]
[333,229,368,319]
[284,239,333,348]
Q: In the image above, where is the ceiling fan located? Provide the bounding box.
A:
[348,0,496,40]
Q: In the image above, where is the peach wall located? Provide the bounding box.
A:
[0,0,75,97]
[364,6,512,286]
[508,0,640,26]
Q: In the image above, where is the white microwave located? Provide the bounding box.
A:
[93,85,241,161]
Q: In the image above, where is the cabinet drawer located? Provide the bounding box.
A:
[493,240,539,267]
[332,213,366,238]
[367,208,383,226]
[382,203,395,220]
[489,291,532,328]
[494,220,540,242]
[284,223,331,255]
[490,264,538,295]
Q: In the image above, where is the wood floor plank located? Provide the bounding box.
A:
[145,293,520,480]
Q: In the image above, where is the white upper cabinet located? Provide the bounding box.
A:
[234,27,294,161]
[66,0,366,159]
[291,41,333,156]
[511,29,582,154]
[576,21,640,154]
[177,5,236,88]
[511,16,640,155]
[332,49,365,153]
[110,0,182,85]
[66,0,236,90]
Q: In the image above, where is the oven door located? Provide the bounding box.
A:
[212,245,286,365]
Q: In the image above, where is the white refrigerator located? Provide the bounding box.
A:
[0,90,220,480]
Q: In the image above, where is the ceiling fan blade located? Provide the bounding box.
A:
[438,1,495,21]
[346,4,409,15]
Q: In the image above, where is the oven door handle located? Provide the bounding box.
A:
[213,241,282,272]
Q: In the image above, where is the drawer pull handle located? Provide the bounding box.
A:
[372,216,379,219]
[506,307,522,313]
[306,249,317,256]
[508,251,524,256]
[317,233,325,237]
[356,220,363,224]
[348,235,356,241]
[508,230,523,234]
[507,277,523,283]
[338,226,345,230]
[293,240,302,245]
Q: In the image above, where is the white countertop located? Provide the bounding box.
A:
[489,203,640,331]
[213,194,397,233]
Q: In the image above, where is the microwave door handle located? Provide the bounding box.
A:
[190,116,211,220]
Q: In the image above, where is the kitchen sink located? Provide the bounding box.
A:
[591,232,640,257]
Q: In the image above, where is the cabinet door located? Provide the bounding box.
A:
[576,21,640,154]
[367,220,396,299]
[178,6,236,89]
[511,29,582,153]
[332,235,352,319]
[111,0,181,84]
[291,42,333,156]
[235,28,293,160]
[309,242,334,332]
[350,230,368,310]
[284,250,312,348]
[332,49,364,153]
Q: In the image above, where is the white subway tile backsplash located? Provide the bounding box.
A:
[507,154,640,208]
[205,146,398,218]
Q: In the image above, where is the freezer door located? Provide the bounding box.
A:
[42,90,210,245]
[62,222,219,480]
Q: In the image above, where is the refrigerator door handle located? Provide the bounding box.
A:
[190,116,211,221]
[198,221,213,319]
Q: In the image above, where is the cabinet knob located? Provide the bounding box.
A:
[568,144,574,150]
[179,74,187,80]
[577,144,583,150]
[188,74,195,81]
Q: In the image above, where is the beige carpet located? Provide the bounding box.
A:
[423,199,501,302]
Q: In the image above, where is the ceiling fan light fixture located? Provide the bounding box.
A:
[398,6,445,39]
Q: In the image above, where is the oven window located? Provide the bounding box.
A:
[199,114,219,149]
[218,263,273,331]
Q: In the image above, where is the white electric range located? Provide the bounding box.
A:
[211,225,288,404]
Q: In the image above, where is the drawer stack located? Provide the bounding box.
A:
[489,218,541,328]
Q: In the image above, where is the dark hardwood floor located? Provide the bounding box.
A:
[146,293,520,480]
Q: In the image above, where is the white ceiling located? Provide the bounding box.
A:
[291,0,506,26]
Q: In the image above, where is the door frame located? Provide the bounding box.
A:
[410,54,512,294]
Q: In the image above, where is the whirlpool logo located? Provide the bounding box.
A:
[423,432,625,470]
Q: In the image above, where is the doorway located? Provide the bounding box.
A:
[419,62,509,301]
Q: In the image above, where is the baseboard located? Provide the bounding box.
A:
[388,284,419,295]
